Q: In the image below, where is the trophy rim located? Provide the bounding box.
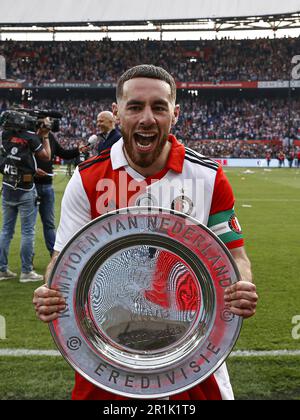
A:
[48,206,243,399]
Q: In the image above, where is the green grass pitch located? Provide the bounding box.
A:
[0,167,300,400]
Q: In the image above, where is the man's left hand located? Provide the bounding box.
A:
[35,168,49,177]
[37,117,51,138]
[224,281,258,319]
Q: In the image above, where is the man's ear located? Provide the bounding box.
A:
[112,102,120,123]
[172,104,180,126]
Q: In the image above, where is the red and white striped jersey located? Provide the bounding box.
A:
[54,135,244,400]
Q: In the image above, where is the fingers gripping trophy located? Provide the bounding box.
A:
[33,65,258,401]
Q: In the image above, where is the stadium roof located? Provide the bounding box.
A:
[0,0,300,25]
[0,0,300,37]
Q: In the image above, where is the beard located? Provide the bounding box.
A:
[122,128,168,169]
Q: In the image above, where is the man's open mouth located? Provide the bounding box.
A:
[134,133,158,152]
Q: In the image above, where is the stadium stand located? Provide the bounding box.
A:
[1,38,300,159]
[1,38,300,83]
[1,95,299,158]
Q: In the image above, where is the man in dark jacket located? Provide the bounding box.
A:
[34,132,87,256]
[96,111,122,154]
[0,120,51,282]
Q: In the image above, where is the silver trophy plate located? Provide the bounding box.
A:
[49,207,242,399]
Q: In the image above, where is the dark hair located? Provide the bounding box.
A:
[116,64,177,103]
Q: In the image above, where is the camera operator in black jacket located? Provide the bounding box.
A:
[0,118,51,283]
[34,132,88,256]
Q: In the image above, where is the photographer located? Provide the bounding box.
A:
[0,111,51,283]
[35,132,88,256]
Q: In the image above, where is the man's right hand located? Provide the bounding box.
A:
[33,285,66,323]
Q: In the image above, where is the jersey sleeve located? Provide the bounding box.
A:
[29,134,43,153]
[207,166,244,250]
[54,167,91,252]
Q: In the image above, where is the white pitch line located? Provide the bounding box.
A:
[0,349,300,358]
[231,350,300,358]
[0,349,61,357]
[236,199,300,202]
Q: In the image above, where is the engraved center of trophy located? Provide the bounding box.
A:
[89,246,202,352]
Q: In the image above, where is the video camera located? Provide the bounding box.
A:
[0,108,63,133]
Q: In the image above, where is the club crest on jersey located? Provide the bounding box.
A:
[229,214,242,235]
[171,191,194,215]
[135,193,158,207]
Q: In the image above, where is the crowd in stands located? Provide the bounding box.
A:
[1,37,300,83]
[175,96,300,141]
[1,96,299,159]
[186,139,278,159]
